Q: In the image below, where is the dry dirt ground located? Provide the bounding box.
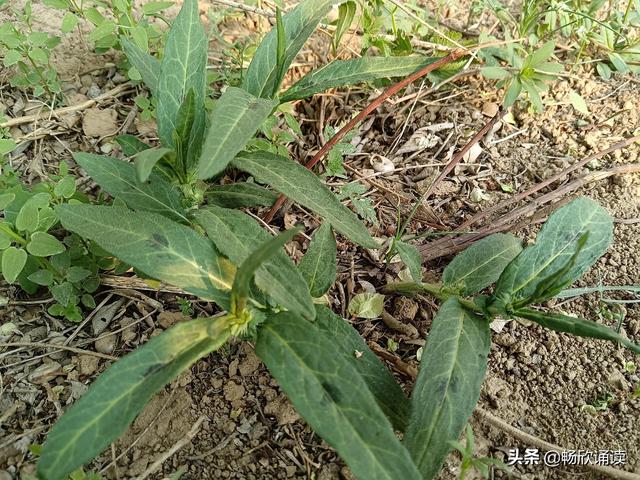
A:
[1,1,639,480]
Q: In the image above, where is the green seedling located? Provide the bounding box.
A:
[451,426,510,479]
[581,391,614,414]
[43,0,172,57]
[0,0,62,98]
[0,162,114,321]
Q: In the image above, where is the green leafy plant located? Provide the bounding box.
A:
[34,0,461,476]
[0,0,62,97]
[0,161,113,321]
[43,0,173,57]
[381,197,640,479]
[480,39,564,111]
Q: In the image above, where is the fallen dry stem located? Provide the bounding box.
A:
[0,84,133,129]
[418,162,640,260]
[457,135,640,230]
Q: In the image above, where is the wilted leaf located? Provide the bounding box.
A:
[348,292,384,319]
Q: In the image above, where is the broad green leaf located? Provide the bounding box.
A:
[56,205,234,307]
[516,308,640,355]
[232,152,377,248]
[348,292,384,319]
[298,223,336,297]
[0,138,17,155]
[116,134,150,157]
[0,193,16,210]
[206,182,278,208]
[157,0,207,148]
[395,241,422,282]
[51,281,74,306]
[443,233,522,296]
[256,312,422,480]
[26,232,65,257]
[404,298,490,479]
[480,66,510,80]
[196,88,278,180]
[524,40,555,68]
[2,246,27,283]
[54,176,76,198]
[134,147,173,182]
[28,269,54,286]
[503,77,522,107]
[142,1,174,15]
[243,0,345,98]
[194,206,314,320]
[281,56,438,102]
[61,12,79,33]
[42,0,68,9]
[74,153,188,223]
[232,227,302,315]
[15,201,39,233]
[121,38,161,96]
[331,1,356,54]
[0,230,11,249]
[493,198,612,307]
[314,305,409,430]
[38,317,231,480]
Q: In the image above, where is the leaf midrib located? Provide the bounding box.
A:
[43,332,212,474]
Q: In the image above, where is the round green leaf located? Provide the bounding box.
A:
[0,230,12,250]
[54,176,76,198]
[0,193,16,210]
[61,12,79,33]
[66,266,91,283]
[28,269,55,286]
[3,50,22,67]
[2,246,27,284]
[27,232,65,257]
[15,202,40,233]
[0,139,17,156]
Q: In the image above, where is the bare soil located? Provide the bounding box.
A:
[1,1,639,480]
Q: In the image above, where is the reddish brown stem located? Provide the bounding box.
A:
[263,49,468,223]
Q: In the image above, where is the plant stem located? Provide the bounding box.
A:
[262,49,468,223]
[383,281,486,314]
[0,224,27,246]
